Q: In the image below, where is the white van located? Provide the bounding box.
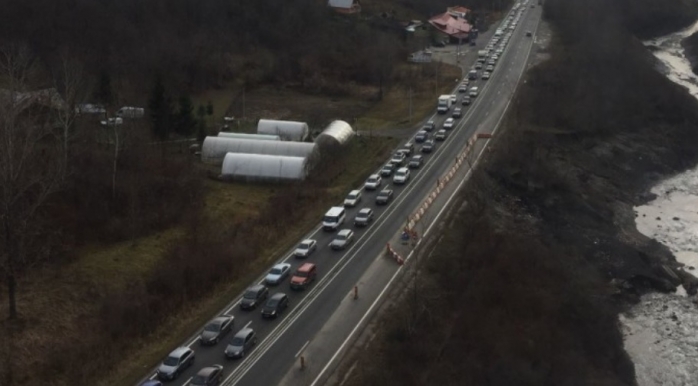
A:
[116,106,145,119]
[323,206,346,231]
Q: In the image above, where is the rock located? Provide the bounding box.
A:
[689,266,695,271]
[657,217,661,220]
[673,217,680,221]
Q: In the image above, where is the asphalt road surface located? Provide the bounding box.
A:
[141,3,542,386]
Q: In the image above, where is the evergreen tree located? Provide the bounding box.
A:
[197,104,206,119]
[196,118,207,142]
[206,101,214,116]
[175,95,196,136]
[148,76,172,140]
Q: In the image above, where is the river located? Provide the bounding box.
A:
[621,20,698,386]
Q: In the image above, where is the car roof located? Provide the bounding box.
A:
[359,208,372,214]
[326,206,345,216]
[397,167,409,172]
[297,262,316,272]
[379,189,393,194]
[270,292,287,300]
[170,347,192,357]
[349,189,361,195]
[247,284,265,292]
[272,263,289,269]
[338,229,352,236]
[301,238,314,244]
[197,366,220,377]
[412,155,423,159]
[234,327,254,338]
[369,173,380,178]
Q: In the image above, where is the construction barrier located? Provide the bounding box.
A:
[385,243,405,265]
[405,132,492,231]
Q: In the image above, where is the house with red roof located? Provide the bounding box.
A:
[428,11,472,41]
[447,6,471,19]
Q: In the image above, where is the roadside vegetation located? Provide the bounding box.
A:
[0,1,474,385]
[343,0,698,384]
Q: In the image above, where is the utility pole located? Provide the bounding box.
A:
[409,87,413,123]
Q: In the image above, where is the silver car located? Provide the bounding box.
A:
[293,239,317,258]
[157,347,195,381]
[265,263,291,285]
[330,229,354,250]
[199,316,234,345]
[225,328,257,359]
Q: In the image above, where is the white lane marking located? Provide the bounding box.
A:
[244,320,252,329]
[309,11,540,386]
[149,374,156,380]
[183,377,192,386]
[295,340,310,358]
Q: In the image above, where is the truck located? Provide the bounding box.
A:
[115,106,145,119]
[477,50,489,58]
[437,95,452,114]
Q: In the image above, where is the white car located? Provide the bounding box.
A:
[393,167,411,184]
[450,94,457,104]
[330,229,355,250]
[293,239,317,258]
[343,190,362,207]
[443,118,455,129]
[100,117,123,126]
[364,174,382,190]
[265,263,291,285]
[469,87,479,98]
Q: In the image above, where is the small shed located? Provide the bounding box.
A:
[201,136,316,164]
[218,132,281,141]
[221,153,307,182]
[257,119,309,142]
[316,120,355,146]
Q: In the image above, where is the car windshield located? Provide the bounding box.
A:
[267,298,279,307]
[397,171,406,177]
[337,234,347,241]
[299,242,311,249]
[378,192,389,198]
[295,271,309,278]
[204,322,220,332]
[324,215,338,223]
[368,177,378,183]
[243,290,258,299]
[163,355,180,366]
[270,267,283,275]
[231,337,244,346]
[348,193,358,199]
[191,375,207,385]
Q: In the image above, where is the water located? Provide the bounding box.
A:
[623,20,698,386]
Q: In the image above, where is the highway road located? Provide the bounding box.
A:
[140,3,542,386]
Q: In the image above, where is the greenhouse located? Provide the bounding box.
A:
[316,120,355,146]
[201,136,317,164]
[221,153,307,182]
[217,132,281,141]
[257,119,309,141]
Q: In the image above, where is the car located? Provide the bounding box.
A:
[375,189,394,205]
[240,285,269,310]
[261,292,289,318]
[157,347,195,381]
[290,263,317,290]
[443,118,455,130]
[225,328,257,359]
[462,96,471,106]
[474,62,483,69]
[354,208,374,227]
[191,365,224,386]
[364,174,382,190]
[482,72,491,80]
[408,155,424,169]
[330,229,355,250]
[293,239,317,258]
[199,315,235,345]
[415,130,429,143]
[526,31,532,37]
[487,59,496,65]
[393,167,411,184]
[343,189,362,207]
[265,263,291,285]
[486,65,495,72]
[452,107,462,118]
[391,152,406,166]
[100,117,123,126]
[140,382,163,386]
[450,95,457,104]
[401,142,415,156]
[458,86,467,93]
[421,139,435,153]
[380,163,395,177]
[469,87,479,98]
[422,120,435,131]
[435,129,447,141]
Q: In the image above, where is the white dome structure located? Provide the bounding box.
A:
[316,120,355,146]
[221,153,307,182]
[257,119,309,142]
[201,136,317,164]
[217,132,281,141]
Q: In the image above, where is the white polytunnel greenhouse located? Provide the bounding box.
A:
[201,136,317,164]
[221,153,307,182]
[316,120,355,146]
[217,132,281,141]
[257,119,309,142]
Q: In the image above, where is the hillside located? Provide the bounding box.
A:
[343,0,698,385]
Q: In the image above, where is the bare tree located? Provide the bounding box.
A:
[52,48,87,170]
[0,44,63,320]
